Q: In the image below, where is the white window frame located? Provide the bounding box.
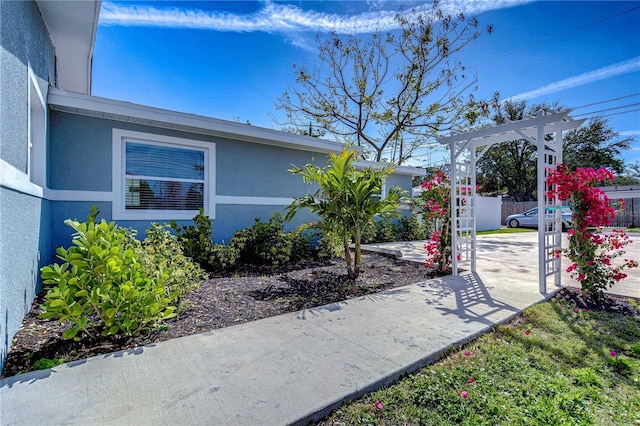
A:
[28,65,47,188]
[112,129,215,220]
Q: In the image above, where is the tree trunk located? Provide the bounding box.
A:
[343,233,355,279]
[353,233,362,279]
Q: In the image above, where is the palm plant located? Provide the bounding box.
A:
[285,148,404,279]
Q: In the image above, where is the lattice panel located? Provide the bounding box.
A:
[453,159,475,270]
[542,150,562,287]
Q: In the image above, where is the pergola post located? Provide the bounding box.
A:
[536,112,547,293]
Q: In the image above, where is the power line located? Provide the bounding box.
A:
[573,102,640,117]
[580,108,640,120]
[469,6,640,69]
[572,93,640,110]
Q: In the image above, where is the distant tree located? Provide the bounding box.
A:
[276,3,495,165]
[623,160,640,182]
[476,100,559,201]
[563,117,632,174]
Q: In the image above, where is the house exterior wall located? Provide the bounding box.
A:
[47,110,417,249]
[48,110,331,246]
[0,0,55,369]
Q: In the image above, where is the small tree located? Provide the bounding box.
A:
[276,3,494,164]
[547,164,638,301]
[284,148,403,279]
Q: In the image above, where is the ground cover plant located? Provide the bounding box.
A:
[320,287,640,425]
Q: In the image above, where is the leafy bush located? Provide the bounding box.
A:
[209,243,240,272]
[360,215,426,244]
[140,223,204,303]
[229,212,304,268]
[39,216,202,340]
[398,215,428,241]
[170,208,213,270]
[317,229,344,259]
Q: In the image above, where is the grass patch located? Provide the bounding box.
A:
[476,227,537,235]
[322,298,640,425]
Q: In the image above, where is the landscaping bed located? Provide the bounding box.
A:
[2,252,438,378]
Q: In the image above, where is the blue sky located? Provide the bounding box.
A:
[92,0,640,167]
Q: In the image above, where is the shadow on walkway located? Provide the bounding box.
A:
[420,272,521,326]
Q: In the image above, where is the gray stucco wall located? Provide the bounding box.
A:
[0,1,55,371]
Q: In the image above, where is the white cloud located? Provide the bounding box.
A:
[507,57,640,102]
[99,0,533,35]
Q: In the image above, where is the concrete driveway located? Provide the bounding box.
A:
[363,231,639,299]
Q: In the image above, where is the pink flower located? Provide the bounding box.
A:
[525,330,530,336]
[574,309,580,313]
[468,376,476,383]
[610,351,617,357]
[375,401,383,410]
[460,391,469,399]
[464,351,471,357]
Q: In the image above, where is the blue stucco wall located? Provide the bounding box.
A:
[48,111,330,244]
[0,1,55,370]
[0,0,54,169]
[47,110,418,248]
[48,111,327,196]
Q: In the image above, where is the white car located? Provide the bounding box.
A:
[506,206,573,231]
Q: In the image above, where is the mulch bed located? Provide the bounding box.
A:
[2,253,439,378]
[3,254,637,379]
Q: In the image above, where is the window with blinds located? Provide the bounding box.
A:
[124,141,205,211]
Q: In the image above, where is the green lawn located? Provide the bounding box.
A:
[323,294,640,425]
[476,227,537,235]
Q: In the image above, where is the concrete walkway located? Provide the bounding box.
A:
[1,233,637,425]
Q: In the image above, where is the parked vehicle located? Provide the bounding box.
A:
[506,206,573,231]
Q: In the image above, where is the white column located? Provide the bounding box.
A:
[536,112,546,294]
[451,142,458,275]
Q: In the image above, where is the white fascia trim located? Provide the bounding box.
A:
[44,189,113,202]
[354,160,424,176]
[48,88,345,154]
[112,129,216,221]
[216,196,294,206]
[0,159,44,197]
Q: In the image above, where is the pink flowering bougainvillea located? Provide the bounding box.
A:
[547,164,638,301]
[417,170,453,273]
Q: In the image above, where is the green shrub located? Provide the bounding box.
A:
[40,219,179,340]
[170,208,214,270]
[290,225,315,262]
[209,243,240,272]
[398,215,428,241]
[140,223,204,303]
[229,212,297,268]
[377,219,401,242]
[316,225,344,259]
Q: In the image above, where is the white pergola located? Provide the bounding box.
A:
[437,111,585,293]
